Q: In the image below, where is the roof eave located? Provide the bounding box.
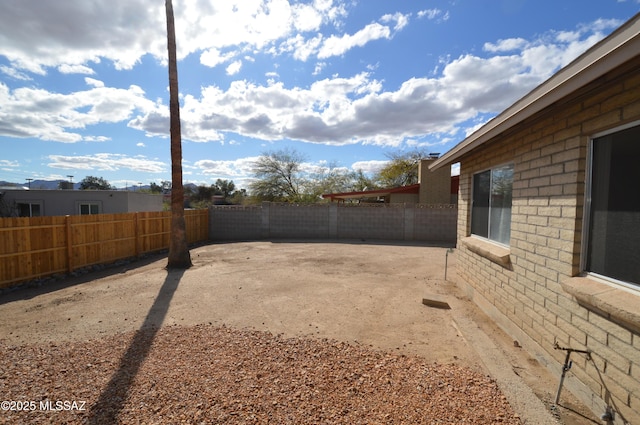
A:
[430,12,640,171]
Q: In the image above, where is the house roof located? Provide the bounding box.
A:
[430,12,640,170]
[322,184,420,201]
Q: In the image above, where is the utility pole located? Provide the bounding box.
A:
[26,178,33,189]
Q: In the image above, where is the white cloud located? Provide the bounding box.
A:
[0,82,155,142]
[0,159,20,171]
[195,157,258,178]
[313,61,327,75]
[291,2,324,32]
[83,135,110,142]
[0,0,402,77]
[0,0,348,73]
[417,9,449,22]
[0,0,164,73]
[226,60,243,76]
[129,18,612,148]
[318,22,392,59]
[0,5,618,155]
[0,65,32,81]
[282,33,324,62]
[47,153,166,173]
[380,12,410,31]
[186,0,346,67]
[350,160,387,175]
[200,48,235,68]
[85,77,105,88]
[58,64,95,75]
[484,38,528,53]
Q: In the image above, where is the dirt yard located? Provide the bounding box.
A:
[0,241,596,424]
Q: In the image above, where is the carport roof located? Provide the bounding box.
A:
[322,184,420,202]
[429,12,640,171]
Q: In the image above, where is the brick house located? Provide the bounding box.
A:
[430,13,640,424]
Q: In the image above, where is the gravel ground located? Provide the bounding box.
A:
[0,324,520,425]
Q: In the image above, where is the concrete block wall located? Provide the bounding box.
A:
[210,202,457,243]
[209,205,262,240]
[454,58,640,424]
[337,204,405,240]
[267,203,330,239]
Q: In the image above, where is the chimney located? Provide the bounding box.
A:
[418,157,451,204]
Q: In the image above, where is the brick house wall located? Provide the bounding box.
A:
[453,55,640,423]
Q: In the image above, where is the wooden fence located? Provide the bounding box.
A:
[0,210,209,289]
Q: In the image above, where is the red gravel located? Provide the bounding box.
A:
[0,324,519,424]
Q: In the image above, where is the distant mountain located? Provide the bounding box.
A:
[0,180,78,190]
[0,181,24,189]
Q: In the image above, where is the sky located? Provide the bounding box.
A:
[0,1,638,190]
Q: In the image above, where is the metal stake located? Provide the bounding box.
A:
[553,341,591,405]
[444,248,454,280]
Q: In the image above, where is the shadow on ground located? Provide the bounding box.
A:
[0,252,169,306]
[86,268,185,424]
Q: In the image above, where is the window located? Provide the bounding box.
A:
[471,164,513,245]
[586,124,640,287]
[79,203,100,215]
[17,202,42,217]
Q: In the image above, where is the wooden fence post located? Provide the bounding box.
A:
[65,215,73,273]
[134,212,140,258]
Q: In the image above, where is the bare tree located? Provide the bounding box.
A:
[249,148,305,202]
[165,0,191,269]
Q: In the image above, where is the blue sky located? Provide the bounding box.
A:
[0,1,638,190]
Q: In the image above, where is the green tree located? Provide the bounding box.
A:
[376,150,429,187]
[192,185,215,202]
[249,148,306,202]
[229,188,247,204]
[188,180,236,205]
[79,176,114,190]
[352,169,378,192]
[148,182,163,193]
[213,179,236,200]
[165,0,191,269]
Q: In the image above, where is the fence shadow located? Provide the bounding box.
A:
[0,251,168,306]
[86,267,185,424]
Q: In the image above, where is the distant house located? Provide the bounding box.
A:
[430,13,640,424]
[0,189,164,217]
[323,159,458,204]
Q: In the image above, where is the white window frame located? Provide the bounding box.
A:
[582,120,640,291]
[470,162,514,247]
